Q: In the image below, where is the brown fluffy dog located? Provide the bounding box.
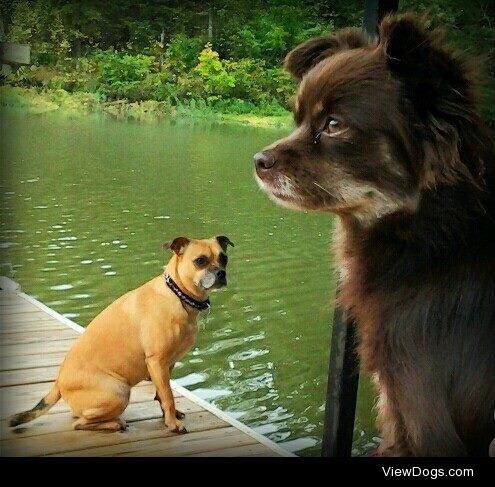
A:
[10,236,233,434]
[254,13,495,456]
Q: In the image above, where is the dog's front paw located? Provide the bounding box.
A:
[175,410,185,420]
[168,420,187,434]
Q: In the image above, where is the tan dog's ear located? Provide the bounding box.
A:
[216,236,234,251]
[163,237,190,255]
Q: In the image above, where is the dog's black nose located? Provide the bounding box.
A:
[254,151,277,170]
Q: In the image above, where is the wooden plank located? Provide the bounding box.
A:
[0,381,174,417]
[3,410,229,457]
[0,365,60,387]
[0,295,25,305]
[0,282,288,457]
[1,396,203,440]
[0,338,75,357]
[1,382,63,416]
[50,426,253,457]
[1,311,65,325]
[0,279,21,293]
[0,351,67,372]
[187,443,279,457]
[0,320,68,334]
[0,289,23,296]
[0,303,40,314]
[0,329,77,345]
[0,365,202,389]
[170,381,294,458]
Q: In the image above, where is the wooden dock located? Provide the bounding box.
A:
[0,279,294,457]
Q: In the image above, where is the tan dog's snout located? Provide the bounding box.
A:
[199,267,227,290]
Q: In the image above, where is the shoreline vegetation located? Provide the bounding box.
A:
[1,1,493,127]
[0,86,293,127]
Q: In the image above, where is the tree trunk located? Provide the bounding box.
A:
[159,29,165,71]
[71,38,81,58]
[0,14,6,41]
[208,1,213,41]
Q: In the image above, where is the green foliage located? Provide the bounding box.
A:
[92,51,155,100]
[400,0,495,123]
[223,58,294,107]
[164,33,204,73]
[1,0,493,122]
[195,43,235,98]
[6,0,71,64]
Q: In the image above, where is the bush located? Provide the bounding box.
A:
[1,0,492,124]
[223,59,295,108]
[164,34,204,74]
[195,43,235,98]
[3,8,298,117]
[4,66,36,87]
[224,58,267,103]
[7,0,71,65]
[91,51,155,99]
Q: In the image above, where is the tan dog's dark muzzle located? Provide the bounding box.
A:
[200,268,227,289]
[216,269,227,286]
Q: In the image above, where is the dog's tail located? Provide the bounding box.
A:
[9,383,61,427]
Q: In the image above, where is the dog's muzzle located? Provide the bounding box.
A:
[200,269,227,289]
[215,269,227,286]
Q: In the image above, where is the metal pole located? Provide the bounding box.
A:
[363,0,399,38]
[321,0,399,458]
[321,300,359,457]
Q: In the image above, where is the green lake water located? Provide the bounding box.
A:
[0,110,378,455]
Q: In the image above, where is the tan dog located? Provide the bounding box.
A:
[9,235,234,434]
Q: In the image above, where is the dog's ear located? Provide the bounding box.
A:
[378,14,471,110]
[379,13,484,187]
[163,237,190,255]
[284,28,367,80]
[216,236,234,252]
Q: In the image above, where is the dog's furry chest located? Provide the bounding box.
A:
[336,260,386,373]
[333,219,495,377]
[333,221,380,371]
[170,317,199,363]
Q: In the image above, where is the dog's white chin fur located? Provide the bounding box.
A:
[254,173,305,211]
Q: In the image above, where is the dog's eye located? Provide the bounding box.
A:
[327,117,339,128]
[323,116,348,137]
[194,256,208,267]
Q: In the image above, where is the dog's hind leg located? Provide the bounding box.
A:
[397,379,467,456]
[403,409,466,456]
[375,380,412,456]
[69,388,128,432]
[73,404,128,431]
[73,416,127,431]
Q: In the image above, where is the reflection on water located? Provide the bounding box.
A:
[0,110,378,455]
